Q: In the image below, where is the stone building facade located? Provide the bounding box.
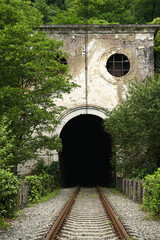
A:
[18,25,159,175]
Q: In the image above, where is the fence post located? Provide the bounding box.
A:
[133,180,138,202]
[122,179,126,195]
[129,179,133,199]
[137,180,143,203]
[142,182,146,201]
[116,176,123,192]
[126,179,129,197]
[20,181,29,208]
[120,178,144,203]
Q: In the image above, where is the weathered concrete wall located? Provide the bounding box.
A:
[18,25,159,175]
[42,25,156,112]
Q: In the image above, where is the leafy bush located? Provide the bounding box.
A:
[0,168,20,218]
[25,175,42,203]
[47,161,60,187]
[40,173,54,195]
[25,173,54,203]
[0,217,10,230]
[142,168,160,217]
[31,159,60,187]
[31,159,49,175]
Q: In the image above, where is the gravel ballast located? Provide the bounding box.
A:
[0,188,75,240]
[0,187,159,240]
[103,189,160,240]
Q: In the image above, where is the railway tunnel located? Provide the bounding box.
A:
[59,114,113,187]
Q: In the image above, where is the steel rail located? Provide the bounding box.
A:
[43,187,80,240]
[97,187,130,240]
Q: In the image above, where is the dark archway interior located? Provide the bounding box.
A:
[59,114,112,187]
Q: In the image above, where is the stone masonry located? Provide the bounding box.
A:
[18,24,159,175]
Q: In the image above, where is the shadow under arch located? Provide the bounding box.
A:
[59,113,113,187]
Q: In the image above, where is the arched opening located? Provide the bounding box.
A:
[59,114,113,187]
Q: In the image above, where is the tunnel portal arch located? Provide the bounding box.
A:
[58,108,112,187]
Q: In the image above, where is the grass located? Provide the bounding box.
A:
[28,189,60,207]
[108,188,123,196]
[0,218,10,230]
[140,210,160,221]
[39,189,60,203]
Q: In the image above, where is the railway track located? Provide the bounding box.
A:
[42,187,136,240]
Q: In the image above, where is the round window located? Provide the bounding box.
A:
[106,54,130,77]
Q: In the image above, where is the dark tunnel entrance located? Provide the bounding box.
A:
[59,114,113,187]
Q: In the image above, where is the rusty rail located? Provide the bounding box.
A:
[43,187,80,240]
[97,187,130,240]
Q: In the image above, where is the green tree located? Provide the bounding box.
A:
[29,0,71,24]
[52,0,121,24]
[0,0,76,171]
[104,76,160,178]
[34,0,53,24]
[51,0,160,24]
[0,116,14,168]
[34,0,64,24]
[150,18,160,73]
[133,0,160,23]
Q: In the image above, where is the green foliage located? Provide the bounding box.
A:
[52,0,120,24]
[104,76,160,178]
[150,18,160,73]
[37,189,60,203]
[31,159,49,175]
[142,168,160,217]
[47,161,60,187]
[28,189,60,207]
[31,159,60,187]
[0,168,20,218]
[0,0,77,169]
[0,116,15,168]
[25,173,54,203]
[127,168,149,180]
[0,217,10,230]
[25,175,42,203]
[50,0,160,25]
[133,0,160,23]
[34,0,60,24]
[27,160,60,203]
[0,0,42,29]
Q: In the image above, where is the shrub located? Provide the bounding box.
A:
[31,159,60,187]
[0,168,20,218]
[142,168,160,217]
[25,173,54,203]
[25,175,42,203]
[31,159,49,175]
[39,173,54,195]
[47,161,60,187]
